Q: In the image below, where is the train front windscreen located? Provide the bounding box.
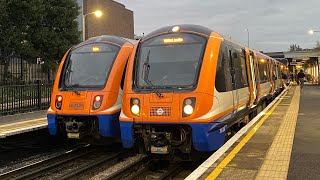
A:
[134,33,207,90]
[61,43,120,90]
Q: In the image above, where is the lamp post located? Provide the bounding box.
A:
[245,28,250,48]
[82,10,103,41]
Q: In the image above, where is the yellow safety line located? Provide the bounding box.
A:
[0,117,46,128]
[206,90,288,180]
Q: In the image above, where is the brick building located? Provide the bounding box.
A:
[78,0,134,40]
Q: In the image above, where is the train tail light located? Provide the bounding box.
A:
[182,97,196,117]
[130,98,140,116]
[92,95,103,110]
[55,95,63,110]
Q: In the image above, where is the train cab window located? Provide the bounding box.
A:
[60,43,120,90]
[258,58,269,83]
[135,33,207,89]
[215,42,232,92]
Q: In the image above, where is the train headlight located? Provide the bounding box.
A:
[183,105,193,115]
[130,98,140,116]
[131,104,140,115]
[92,95,103,110]
[55,95,63,110]
[182,97,196,117]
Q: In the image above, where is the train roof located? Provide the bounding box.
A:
[143,24,213,40]
[142,24,281,64]
[73,35,136,49]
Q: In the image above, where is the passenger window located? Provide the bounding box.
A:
[215,42,232,92]
[232,49,248,89]
[258,58,269,83]
[273,64,277,80]
[239,50,248,87]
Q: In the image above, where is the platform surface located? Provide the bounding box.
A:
[0,110,47,138]
[187,84,320,180]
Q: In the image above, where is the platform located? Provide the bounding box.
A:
[187,84,320,180]
[0,110,47,138]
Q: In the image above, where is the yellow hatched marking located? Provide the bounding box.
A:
[206,91,288,180]
[256,87,300,180]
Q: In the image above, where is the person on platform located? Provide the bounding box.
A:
[297,69,305,88]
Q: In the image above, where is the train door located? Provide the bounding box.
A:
[228,47,239,114]
[249,51,258,105]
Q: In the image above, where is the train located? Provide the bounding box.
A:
[119,24,288,160]
[47,35,135,141]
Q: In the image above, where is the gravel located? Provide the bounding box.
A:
[90,154,146,180]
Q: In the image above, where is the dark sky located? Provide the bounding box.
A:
[116,0,320,52]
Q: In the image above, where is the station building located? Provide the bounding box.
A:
[76,0,134,40]
[265,50,320,84]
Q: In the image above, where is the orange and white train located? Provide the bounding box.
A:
[47,36,134,140]
[119,24,287,159]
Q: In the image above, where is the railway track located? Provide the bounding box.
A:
[103,158,187,180]
[0,144,130,180]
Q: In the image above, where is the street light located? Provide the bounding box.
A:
[82,10,103,41]
[308,29,320,35]
[245,28,250,48]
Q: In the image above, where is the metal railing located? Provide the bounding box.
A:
[0,80,53,116]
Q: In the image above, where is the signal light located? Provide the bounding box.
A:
[55,95,63,110]
[92,95,103,110]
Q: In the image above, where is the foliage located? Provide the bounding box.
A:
[0,0,81,71]
[314,41,320,50]
[289,44,302,52]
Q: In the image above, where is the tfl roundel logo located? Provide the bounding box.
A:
[156,108,164,115]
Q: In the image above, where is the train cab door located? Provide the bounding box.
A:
[249,51,258,105]
[228,47,239,115]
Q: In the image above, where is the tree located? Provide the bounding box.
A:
[314,41,320,50]
[0,0,81,81]
[289,44,303,52]
[30,0,81,72]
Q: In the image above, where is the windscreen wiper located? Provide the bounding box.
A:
[142,50,163,97]
[65,63,80,95]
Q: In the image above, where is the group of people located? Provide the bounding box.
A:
[290,70,305,88]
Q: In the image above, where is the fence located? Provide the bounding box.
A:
[0,55,55,116]
[0,80,53,116]
[0,56,55,86]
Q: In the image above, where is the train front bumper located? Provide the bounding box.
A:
[119,121,227,152]
[47,112,121,137]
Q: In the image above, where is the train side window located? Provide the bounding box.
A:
[232,49,247,89]
[258,58,268,83]
[215,42,232,92]
[273,64,277,80]
[239,50,248,87]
